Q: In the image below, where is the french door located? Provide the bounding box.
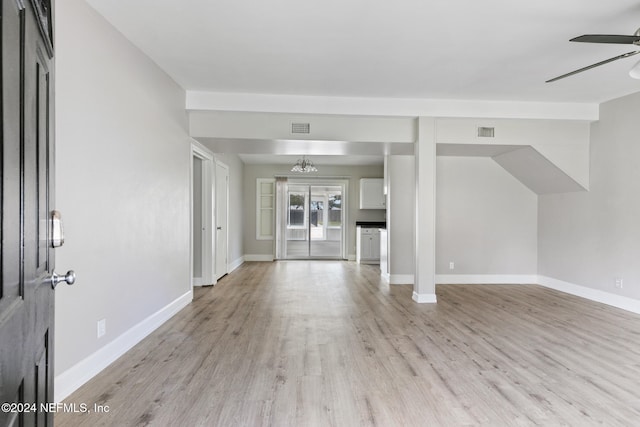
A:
[284,182,345,259]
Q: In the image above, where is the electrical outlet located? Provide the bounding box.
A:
[449,262,455,270]
[97,319,106,338]
[615,278,623,289]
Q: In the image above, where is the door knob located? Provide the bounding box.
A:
[217,227,222,230]
[50,270,76,289]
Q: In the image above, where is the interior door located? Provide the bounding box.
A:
[1,1,64,425]
[214,161,229,280]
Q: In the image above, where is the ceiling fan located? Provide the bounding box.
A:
[546,28,640,83]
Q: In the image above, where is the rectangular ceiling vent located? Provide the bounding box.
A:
[477,127,495,138]
[291,122,310,134]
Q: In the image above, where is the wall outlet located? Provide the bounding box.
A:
[449,262,455,270]
[97,319,106,338]
[615,278,623,289]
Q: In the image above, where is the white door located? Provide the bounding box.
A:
[191,143,214,287]
[215,161,229,280]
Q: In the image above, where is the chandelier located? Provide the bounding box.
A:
[291,156,318,173]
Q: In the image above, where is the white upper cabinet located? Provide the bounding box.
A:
[359,178,385,209]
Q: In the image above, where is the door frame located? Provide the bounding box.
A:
[190,141,215,287]
[282,178,348,260]
[214,159,230,280]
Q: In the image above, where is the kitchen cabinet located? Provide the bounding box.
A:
[359,178,385,209]
[356,227,381,264]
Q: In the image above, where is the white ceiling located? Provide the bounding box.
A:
[86,1,640,167]
[238,154,384,166]
[88,0,640,104]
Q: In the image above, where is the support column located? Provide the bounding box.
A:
[413,117,437,303]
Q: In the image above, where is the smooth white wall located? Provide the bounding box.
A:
[243,164,385,258]
[436,157,538,275]
[388,156,415,279]
[190,111,416,143]
[55,0,191,376]
[539,92,640,300]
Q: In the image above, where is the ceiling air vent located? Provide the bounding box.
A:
[477,127,495,138]
[291,122,311,134]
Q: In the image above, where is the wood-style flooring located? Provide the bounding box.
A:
[285,240,342,258]
[57,261,640,426]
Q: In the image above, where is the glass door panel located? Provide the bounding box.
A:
[285,185,308,258]
[310,185,342,258]
[284,183,344,259]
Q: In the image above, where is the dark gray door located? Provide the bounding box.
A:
[1,1,56,425]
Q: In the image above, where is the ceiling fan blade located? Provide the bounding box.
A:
[546,50,640,83]
[571,34,640,44]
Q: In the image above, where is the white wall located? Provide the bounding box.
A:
[436,157,538,276]
[539,92,640,300]
[387,156,415,281]
[55,0,191,396]
[243,164,385,258]
[190,110,415,143]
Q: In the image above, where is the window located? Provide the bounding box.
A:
[288,192,306,228]
[328,193,342,227]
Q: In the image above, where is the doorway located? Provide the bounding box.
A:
[283,181,347,259]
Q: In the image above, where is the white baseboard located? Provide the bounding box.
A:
[229,256,245,273]
[412,292,437,303]
[244,254,274,262]
[54,290,193,402]
[537,275,640,315]
[347,253,356,261]
[436,274,538,285]
[390,274,414,285]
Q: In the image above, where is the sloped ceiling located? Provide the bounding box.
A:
[437,144,587,194]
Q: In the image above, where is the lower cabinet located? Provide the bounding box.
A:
[356,227,381,264]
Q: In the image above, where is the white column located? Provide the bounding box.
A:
[413,117,437,303]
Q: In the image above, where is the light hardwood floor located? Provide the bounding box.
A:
[286,240,342,258]
[57,261,640,426]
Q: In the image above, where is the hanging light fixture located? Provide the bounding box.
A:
[291,156,318,173]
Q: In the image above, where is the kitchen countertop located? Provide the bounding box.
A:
[356,221,386,229]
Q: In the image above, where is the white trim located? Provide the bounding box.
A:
[412,292,437,303]
[54,290,193,402]
[436,274,538,285]
[390,274,414,285]
[537,275,640,315]
[347,253,356,261]
[185,91,599,121]
[228,256,245,273]
[191,140,215,289]
[244,254,274,262]
[381,271,390,281]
